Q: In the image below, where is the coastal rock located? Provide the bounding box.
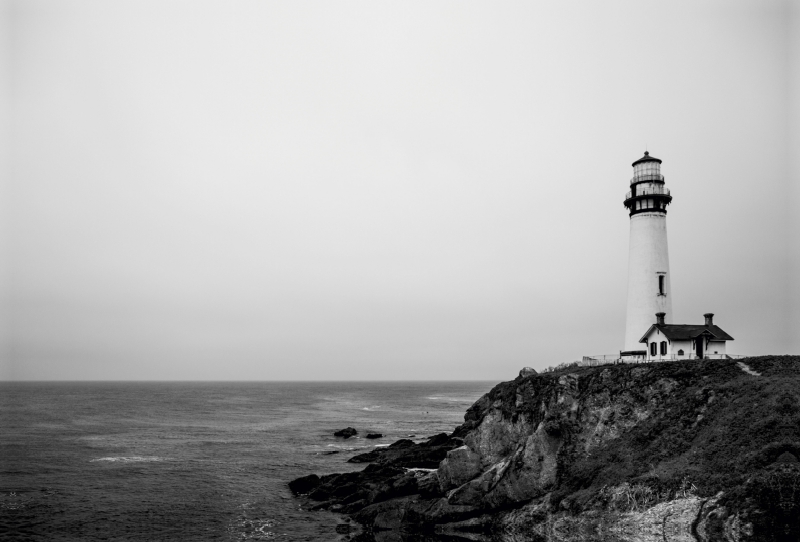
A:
[519,367,537,378]
[479,422,562,509]
[334,427,358,438]
[291,355,800,541]
[348,433,462,468]
[417,470,444,498]
[288,474,320,494]
[350,496,417,527]
[438,445,482,492]
[463,409,536,468]
[304,463,406,504]
[366,433,383,439]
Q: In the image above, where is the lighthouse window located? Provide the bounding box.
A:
[658,275,665,295]
[635,201,641,210]
[648,198,654,209]
[650,342,657,356]
[660,341,667,355]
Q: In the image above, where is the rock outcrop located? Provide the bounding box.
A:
[291,356,800,541]
[334,427,358,438]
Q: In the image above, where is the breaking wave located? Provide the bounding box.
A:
[90,456,165,463]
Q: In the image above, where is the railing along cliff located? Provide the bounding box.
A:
[540,354,749,373]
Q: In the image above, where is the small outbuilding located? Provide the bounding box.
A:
[639,312,734,361]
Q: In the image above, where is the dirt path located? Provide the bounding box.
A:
[736,361,761,376]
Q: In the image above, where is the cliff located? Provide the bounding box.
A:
[290,356,800,542]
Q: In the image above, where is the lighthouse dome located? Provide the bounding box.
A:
[631,151,662,167]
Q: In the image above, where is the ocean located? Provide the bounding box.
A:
[0,381,495,541]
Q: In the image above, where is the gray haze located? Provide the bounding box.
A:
[1,1,798,381]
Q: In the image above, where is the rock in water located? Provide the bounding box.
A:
[366,433,383,439]
[333,427,357,438]
[288,474,320,494]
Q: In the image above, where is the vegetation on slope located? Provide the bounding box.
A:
[486,355,800,538]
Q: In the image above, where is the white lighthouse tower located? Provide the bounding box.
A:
[623,152,673,352]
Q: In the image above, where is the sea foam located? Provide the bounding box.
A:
[90,456,164,463]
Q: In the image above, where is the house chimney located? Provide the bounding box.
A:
[656,312,666,325]
[704,313,714,326]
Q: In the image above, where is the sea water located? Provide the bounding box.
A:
[0,381,494,541]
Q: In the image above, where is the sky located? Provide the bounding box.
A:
[1,0,798,381]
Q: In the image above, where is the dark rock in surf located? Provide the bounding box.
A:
[333,427,357,438]
[365,433,383,439]
[288,474,320,494]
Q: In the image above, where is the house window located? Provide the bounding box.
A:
[660,341,667,355]
[658,275,665,295]
[650,342,657,356]
[677,349,684,356]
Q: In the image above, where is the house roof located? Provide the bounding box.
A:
[632,151,662,167]
[639,324,734,343]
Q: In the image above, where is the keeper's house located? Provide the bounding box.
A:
[640,312,734,361]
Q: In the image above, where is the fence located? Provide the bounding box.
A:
[541,353,749,373]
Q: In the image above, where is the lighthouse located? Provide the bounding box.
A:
[623,152,673,352]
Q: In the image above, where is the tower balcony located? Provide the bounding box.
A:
[625,186,671,200]
[624,186,672,215]
[630,173,665,185]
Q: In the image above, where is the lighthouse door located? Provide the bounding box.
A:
[695,338,704,359]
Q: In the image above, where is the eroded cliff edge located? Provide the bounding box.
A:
[290,356,800,541]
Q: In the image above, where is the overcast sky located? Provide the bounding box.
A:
[1,0,798,380]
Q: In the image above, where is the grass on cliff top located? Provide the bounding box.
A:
[532,356,800,512]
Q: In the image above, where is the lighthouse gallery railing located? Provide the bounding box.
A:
[625,186,671,200]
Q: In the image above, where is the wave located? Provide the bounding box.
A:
[89,456,165,463]
[426,396,475,402]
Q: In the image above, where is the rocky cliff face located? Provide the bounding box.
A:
[291,356,800,542]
